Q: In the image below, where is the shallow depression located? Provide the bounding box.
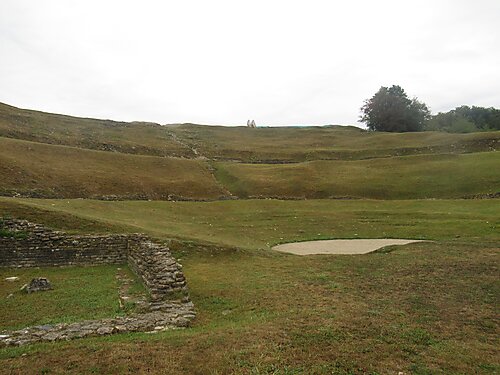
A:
[272,239,425,255]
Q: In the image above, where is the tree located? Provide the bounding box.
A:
[360,85,430,132]
[425,111,476,133]
[425,105,500,133]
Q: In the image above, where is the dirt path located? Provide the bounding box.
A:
[166,130,204,159]
[272,239,424,255]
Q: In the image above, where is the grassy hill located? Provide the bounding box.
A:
[0,102,194,158]
[170,123,500,162]
[0,102,499,200]
[1,134,497,200]
[0,136,226,200]
[214,152,500,199]
[1,102,499,163]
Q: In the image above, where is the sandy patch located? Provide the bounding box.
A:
[272,239,424,255]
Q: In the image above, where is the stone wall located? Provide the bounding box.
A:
[0,219,133,267]
[128,240,190,309]
[1,305,196,347]
[0,219,196,346]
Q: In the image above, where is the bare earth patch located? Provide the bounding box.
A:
[273,239,425,255]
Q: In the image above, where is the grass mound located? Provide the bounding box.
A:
[1,102,499,201]
[215,152,500,199]
[1,135,498,201]
[0,102,193,158]
[1,102,498,163]
[0,137,227,200]
[169,123,500,162]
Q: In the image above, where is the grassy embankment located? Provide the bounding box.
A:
[1,102,499,163]
[1,101,499,201]
[0,102,193,158]
[214,152,500,199]
[1,136,498,200]
[170,123,500,162]
[0,198,498,374]
[0,137,226,200]
[2,198,498,249]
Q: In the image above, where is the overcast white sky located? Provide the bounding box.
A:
[0,0,499,126]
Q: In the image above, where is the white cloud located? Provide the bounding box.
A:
[0,0,498,126]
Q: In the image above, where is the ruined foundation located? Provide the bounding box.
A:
[0,219,195,346]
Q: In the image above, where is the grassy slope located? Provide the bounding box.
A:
[0,199,131,234]
[0,102,193,158]
[215,152,500,199]
[1,135,498,201]
[0,137,226,200]
[3,198,498,249]
[0,102,499,201]
[1,102,499,163]
[170,123,500,162]
[0,201,498,373]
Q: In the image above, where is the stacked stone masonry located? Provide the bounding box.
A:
[0,219,132,267]
[128,241,190,308]
[0,219,195,346]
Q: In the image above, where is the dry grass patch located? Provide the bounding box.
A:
[0,137,226,200]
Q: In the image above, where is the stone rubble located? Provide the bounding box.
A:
[1,302,195,347]
[23,277,53,293]
[0,219,196,346]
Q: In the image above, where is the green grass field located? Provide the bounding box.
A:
[0,198,498,374]
[0,265,139,330]
[2,198,498,248]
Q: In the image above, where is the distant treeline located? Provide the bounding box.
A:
[360,86,500,133]
[426,106,500,133]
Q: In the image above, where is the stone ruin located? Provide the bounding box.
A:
[0,219,195,346]
[23,277,53,293]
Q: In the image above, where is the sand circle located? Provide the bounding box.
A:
[272,239,424,255]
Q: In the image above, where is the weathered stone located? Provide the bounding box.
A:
[0,219,196,346]
[25,278,52,293]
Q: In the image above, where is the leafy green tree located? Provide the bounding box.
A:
[426,112,476,133]
[425,105,500,133]
[360,85,430,132]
